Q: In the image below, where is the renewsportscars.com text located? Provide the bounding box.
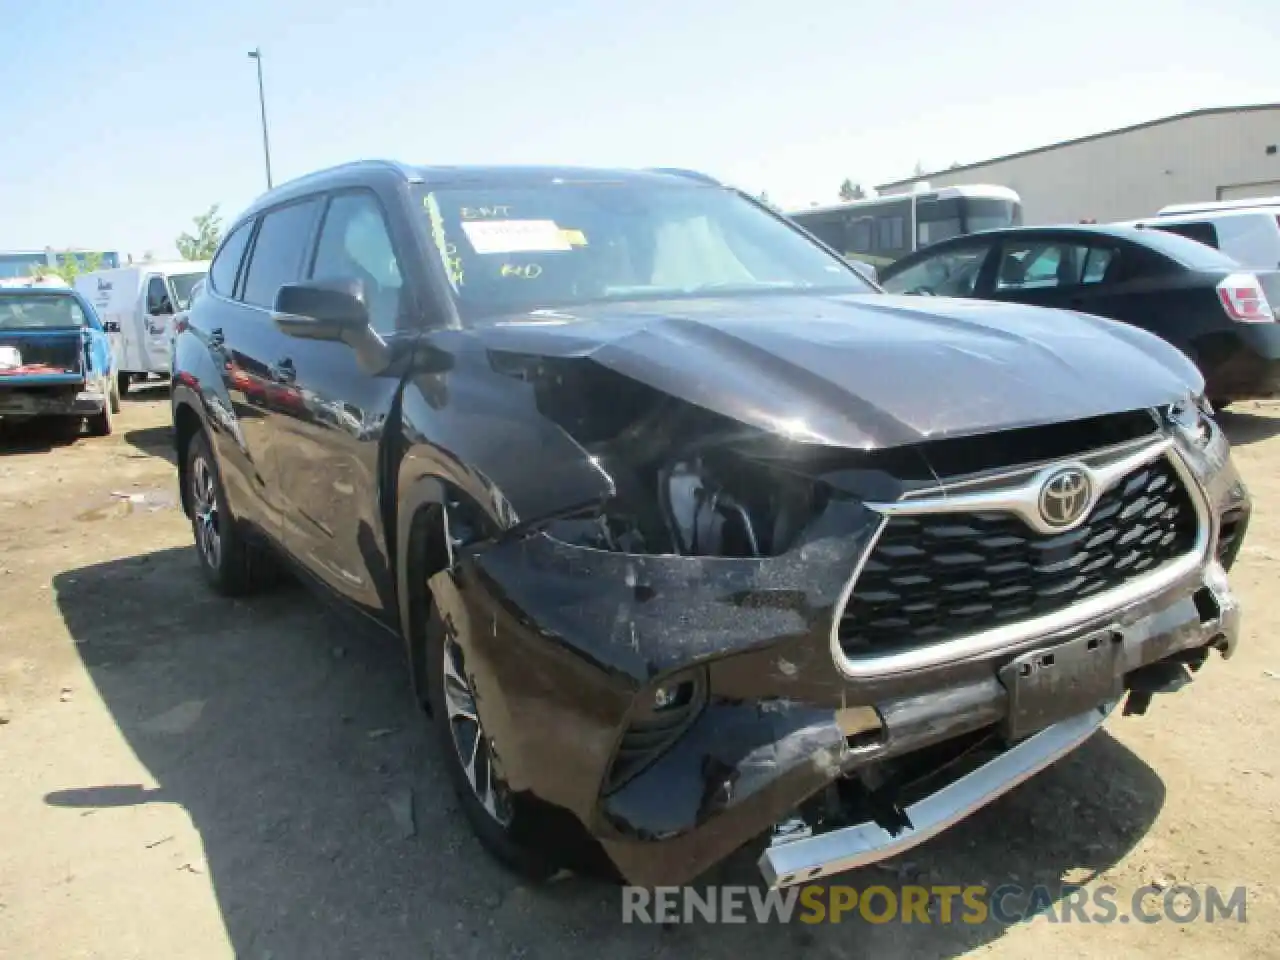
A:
[621,883,1248,925]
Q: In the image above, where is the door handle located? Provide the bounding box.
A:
[209,327,225,347]
[269,358,296,383]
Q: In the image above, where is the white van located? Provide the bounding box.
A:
[1133,198,1280,271]
[75,261,209,394]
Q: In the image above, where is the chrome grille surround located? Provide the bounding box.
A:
[830,436,1213,679]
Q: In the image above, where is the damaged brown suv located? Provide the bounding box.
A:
[171,161,1250,888]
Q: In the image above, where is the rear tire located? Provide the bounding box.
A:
[117,372,131,399]
[108,376,121,414]
[185,430,272,596]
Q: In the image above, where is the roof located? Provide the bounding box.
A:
[241,161,725,220]
[876,103,1280,190]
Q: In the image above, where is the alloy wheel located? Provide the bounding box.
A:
[191,454,222,571]
[441,634,513,825]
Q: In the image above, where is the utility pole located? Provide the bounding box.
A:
[247,48,274,190]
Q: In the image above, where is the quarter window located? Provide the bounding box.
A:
[241,200,323,309]
[311,192,404,333]
[1151,221,1219,249]
[208,220,253,297]
[1081,247,1116,284]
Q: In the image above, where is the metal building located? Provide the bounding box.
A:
[875,103,1280,225]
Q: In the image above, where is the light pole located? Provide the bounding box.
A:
[247,48,273,190]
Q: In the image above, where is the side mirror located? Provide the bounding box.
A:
[273,278,393,375]
[273,278,371,341]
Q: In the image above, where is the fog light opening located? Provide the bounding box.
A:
[1192,586,1221,625]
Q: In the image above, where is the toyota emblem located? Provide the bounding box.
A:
[1038,467,1092,528]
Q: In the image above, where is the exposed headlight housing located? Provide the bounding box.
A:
[543,453,824,558]
[1167,393,1215,449]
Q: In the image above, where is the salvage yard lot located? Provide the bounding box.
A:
[0,393,1278,960]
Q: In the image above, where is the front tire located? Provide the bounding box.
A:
[425,602,557,880]
[108,375,121,414]
[185,431,271,596]
[117,372,132,399]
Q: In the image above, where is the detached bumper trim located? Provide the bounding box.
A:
[758,701,1114,888]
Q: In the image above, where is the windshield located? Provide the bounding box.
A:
[414,181,873,321]
[0,294,90,330]
[964,198,1022,234]
[169,272,207,311]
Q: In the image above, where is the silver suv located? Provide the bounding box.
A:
[1136,198,1280,270]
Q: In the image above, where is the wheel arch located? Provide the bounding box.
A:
[397,479,451,707]
[172,395,206,518]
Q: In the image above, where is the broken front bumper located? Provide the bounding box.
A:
[760,700,1115,887]
[450,432,1248,889]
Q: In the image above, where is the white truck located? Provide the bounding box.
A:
[75,261,209,395]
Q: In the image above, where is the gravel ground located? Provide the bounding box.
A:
[0,389,1277,959]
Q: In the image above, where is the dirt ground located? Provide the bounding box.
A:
[0,389,1277,960]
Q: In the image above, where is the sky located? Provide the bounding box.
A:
[2,0,1278,259]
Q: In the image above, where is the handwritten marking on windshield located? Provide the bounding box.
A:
[461,206,513,219]
[500,263,543,279]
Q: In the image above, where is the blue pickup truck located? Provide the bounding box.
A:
[0,285,119,436]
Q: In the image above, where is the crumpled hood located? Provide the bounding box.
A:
[466,293,1203,449]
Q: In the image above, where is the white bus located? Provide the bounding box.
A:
[0,249,122,280]
[786,184,1022,272]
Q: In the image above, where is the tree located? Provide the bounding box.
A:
[176,204,223,261]
[948,161,962,170]
[29,250,104,284]
[912,160,927,177]
[839,179,867,202]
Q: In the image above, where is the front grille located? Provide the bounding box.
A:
[839,457,1199,657]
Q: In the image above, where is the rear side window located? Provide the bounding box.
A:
[241,200,323,309]
[1151,220,1220,249]
[209,221,253,297]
